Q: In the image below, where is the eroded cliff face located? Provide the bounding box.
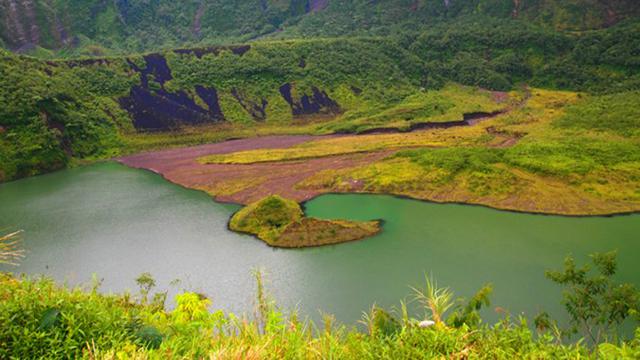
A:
[119,54,225,130]
[0,0,71,50]
[117,52,341,130]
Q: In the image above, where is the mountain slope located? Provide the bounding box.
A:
[2,0,639,56]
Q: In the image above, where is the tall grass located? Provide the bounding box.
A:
[1,270,636,359]
[0,258,638,358]
[411,275,454,325]
[0,230,24,265]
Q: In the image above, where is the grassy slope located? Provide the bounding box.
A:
[303,90,640,215]
[229,195,380,247]
[202,89,640,215]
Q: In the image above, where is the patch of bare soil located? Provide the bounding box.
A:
[117,91,532,206]
[118,134,391,204]
[485,126,525,148]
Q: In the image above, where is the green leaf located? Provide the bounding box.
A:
[38,308,61,330]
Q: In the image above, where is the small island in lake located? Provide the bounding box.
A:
[229,195,381,248]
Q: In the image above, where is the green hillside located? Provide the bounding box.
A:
[1,16,639,182]
[2,0,640,56]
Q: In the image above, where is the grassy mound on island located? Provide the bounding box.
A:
[229,195,380,247]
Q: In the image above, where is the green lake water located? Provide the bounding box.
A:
[1,162,639,326]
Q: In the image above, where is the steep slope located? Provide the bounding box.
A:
[1,0,639,55]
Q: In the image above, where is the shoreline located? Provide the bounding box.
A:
[115,159,640,219]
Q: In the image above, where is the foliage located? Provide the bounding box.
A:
[555,91,640,136]
[1,252,639,358]
[1,16,640,183]
[0,51,134,180]
[411,275,455,325]
[3,0,640,55]
[0,273,139,359]
[448,284,494,328]
[295,88,640,215]
[544,251,640,343]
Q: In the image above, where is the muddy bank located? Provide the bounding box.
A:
[119,135,325,173]
[116,106,519,207]
[118,134,390,204]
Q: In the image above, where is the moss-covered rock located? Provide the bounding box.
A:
[229,195,381,247]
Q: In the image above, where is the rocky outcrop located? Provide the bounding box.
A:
[1,0,32,48]
[111,49,343,129]
[279,83,340,117]
[119,54,224,130]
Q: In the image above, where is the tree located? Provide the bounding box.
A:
[135,272,156,304]
[545,251,640,343]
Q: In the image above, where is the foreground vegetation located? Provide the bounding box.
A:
[229,195,380,247]
[0,251,638,359]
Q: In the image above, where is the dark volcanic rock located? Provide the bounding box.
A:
[195,85,223,119]
[231,89,268,121]
[139,54,173,85]
[279,83,340,116]
[119,54,224,130]
[119,86,222,130]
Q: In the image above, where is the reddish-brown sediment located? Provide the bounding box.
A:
[118,135,391,204]
[117,95,529,205]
